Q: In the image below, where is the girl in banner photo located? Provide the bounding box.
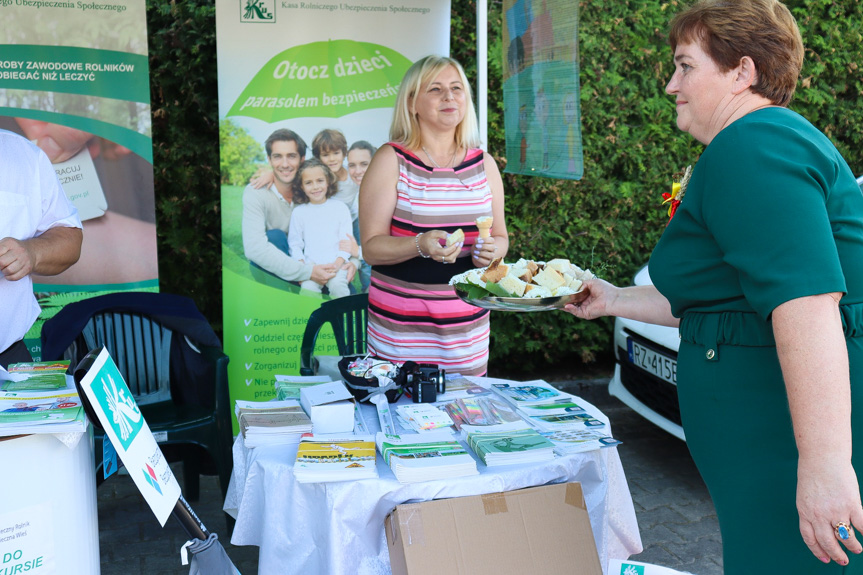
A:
[288,158,353,299]
[359,55,509,377]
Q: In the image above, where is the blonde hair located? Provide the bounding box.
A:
[389,55,481,150]
[669,0,803,106]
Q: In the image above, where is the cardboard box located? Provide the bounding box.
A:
[299,381,355,434]
[385,482,602,575]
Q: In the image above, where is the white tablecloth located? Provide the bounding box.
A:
[224,378,642,575]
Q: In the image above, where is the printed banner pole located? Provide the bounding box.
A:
[217,0,451,432]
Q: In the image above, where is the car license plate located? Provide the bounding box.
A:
[627,338,677,385]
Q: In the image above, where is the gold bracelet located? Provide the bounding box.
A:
[415,233,430,258]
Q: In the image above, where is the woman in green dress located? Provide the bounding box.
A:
[565,0,863,572]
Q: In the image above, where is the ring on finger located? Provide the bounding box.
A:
[835,522,853,541]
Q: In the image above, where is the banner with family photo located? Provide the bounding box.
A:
[502,0,583,180]
[217,0,451,425]
[0,0,159,359]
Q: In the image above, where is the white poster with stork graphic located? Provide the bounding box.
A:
[78,347,181,526]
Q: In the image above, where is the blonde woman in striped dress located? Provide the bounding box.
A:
[359,55,508,376]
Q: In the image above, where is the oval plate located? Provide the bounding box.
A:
[455,288,589,312]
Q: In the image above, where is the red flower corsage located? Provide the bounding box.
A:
[662,165,692,225]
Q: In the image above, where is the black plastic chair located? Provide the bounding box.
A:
[40,292,233,512]
[300,293,368,376]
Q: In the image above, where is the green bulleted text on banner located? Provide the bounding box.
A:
[0,1,159,359]
[503,0,583,180]
[217,0,451,432]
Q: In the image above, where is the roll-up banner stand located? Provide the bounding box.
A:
[0,0,160,359]
[217,0,451,431]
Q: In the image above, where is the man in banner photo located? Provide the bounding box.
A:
[217,0,451,424]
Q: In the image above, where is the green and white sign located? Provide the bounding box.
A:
[78,348,180,526]
[0,0,160,358]
[216,0,451,433]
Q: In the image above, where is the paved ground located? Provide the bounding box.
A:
[97,379,722,575]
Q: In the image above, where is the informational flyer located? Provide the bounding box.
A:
[0,0,158,358]
[216,0,451,431]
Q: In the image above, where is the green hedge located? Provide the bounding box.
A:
[148,0,863,373]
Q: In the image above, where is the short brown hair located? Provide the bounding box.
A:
[265,128,306,158]
[312,128,348,159]
[292,158,338,205]
[668,0,803,106]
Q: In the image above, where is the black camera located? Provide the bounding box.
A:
[397,361,446,403]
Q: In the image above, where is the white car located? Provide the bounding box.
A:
[610,176,863,441]
[608,264,684,440]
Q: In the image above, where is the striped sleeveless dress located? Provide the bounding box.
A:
[367,144,493,376]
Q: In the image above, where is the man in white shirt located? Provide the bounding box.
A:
[0,129,83,368]
[241,129,356,286]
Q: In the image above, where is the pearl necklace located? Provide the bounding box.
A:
[422,145,458,168]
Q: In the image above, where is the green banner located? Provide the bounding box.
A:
[0,45,150,103]
[216,0,451,433]
[0,0,159,359]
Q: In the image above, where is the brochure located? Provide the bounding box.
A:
[274,374,333,400]
[376,430,478,483]
[234,399,312,447]
[395,403,454,432]
[462,421,556,467]
[0,389,86,435]
[435,375,490,402]
[443,396,522,429]
[0,360,70,392]
[525,411,606,433]
[292,434,378,483]
[489,380,575,407]
[544,429,623,456]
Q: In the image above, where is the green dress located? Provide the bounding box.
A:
[650,107,863,574]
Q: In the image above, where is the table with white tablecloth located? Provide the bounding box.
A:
[224,377,643,575]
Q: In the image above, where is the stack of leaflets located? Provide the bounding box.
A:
[488,380,622,453]
[517,400,606,433]
[443,395,522,430]
[395,403,454,432]
[274,374,332,400]
[489,379,576,408]
[0,389,86,435]
[292,434,378,483]
[1,360,70,391]
[544,429,622,455]
[376,430,478,483]
[234,399,313,448]
[462,421,556,467]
